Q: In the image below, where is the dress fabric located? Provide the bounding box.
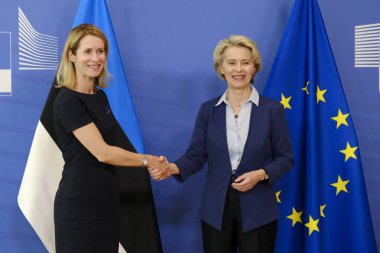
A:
[53,87,120,253]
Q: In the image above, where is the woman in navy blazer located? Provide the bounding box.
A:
[150,35,294,253]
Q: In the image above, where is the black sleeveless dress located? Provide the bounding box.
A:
[53,87,120,253]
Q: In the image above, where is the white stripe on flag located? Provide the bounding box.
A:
[18,121,63,253]
[119,243,127,253]
[18,122,129,253]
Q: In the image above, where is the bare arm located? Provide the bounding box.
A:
[73,122,167,170]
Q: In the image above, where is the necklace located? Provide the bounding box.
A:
[226,87,251,107]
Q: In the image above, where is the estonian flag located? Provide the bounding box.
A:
[263,0,377,252]
[17,0,162,252]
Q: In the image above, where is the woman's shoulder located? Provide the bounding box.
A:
[258,95,287,118]
[54,87,88,113]
[259,95,282,109]
[200,96,223,109]
[55,87,106,103]
[55,87,72,102]
[96,87,106,96]
[55,87,77,105]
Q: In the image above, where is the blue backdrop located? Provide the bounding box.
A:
[0,0,379,252]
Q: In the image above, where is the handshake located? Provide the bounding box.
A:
[144,155,179,181]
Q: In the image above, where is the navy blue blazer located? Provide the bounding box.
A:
[175,94,294,232]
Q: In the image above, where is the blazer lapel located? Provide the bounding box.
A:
[238,102,262,170]
[212,103,232,170]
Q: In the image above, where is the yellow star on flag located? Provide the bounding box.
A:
[331,175,349,195]
[276,190,281,203]
[320,204,326,218]
[316,85,327,104]
[331,109,349,129]
[287,207,303,227]
[339,142,358,162]
[305,215,320,236]
[280,93,292,109]
[302,81,310,95]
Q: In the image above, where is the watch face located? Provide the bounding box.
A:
[143,156,148,167]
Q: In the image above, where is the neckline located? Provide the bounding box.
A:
[63,86,99,96]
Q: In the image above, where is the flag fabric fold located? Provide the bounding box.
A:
[263,0,377,252]
[18,0,162,252]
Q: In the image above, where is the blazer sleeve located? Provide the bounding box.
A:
[174,103,209,182]
[264,102,294,185]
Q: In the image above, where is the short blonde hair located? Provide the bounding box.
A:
[213,35,262,83]
[56,23,110,89]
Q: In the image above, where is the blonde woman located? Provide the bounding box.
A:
[150,35,293,253]
[53,24,168,253]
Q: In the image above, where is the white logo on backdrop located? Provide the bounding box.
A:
[354,23,380,91]
[0,32,12,96]
[18,7,59,70]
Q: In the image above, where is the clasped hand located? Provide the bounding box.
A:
[146,155,170,181]
[231,169,267,192]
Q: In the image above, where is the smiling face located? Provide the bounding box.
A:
[69,34,106,86]
[218,46,256,90]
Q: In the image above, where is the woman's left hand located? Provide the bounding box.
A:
[231,169,267,192]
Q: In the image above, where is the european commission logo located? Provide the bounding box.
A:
[18,7,58,70]
[355,23,380,91]
[0,7,58,96]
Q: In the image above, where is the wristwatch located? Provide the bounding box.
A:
[142,155,148,168]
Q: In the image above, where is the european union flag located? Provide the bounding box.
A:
[263,0,377,252]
